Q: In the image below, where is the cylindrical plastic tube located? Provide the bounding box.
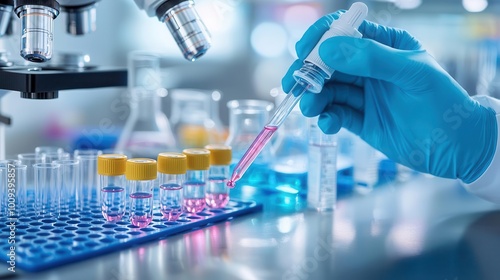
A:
[18,153,46,203]
[205,145,232,209]
[157,152,187,221]
[182,149,210,214]
[53,159,80,211]
[77,155,99,205]
[126,158,157,228]
[98,154,127,222]
[34,163,61,216]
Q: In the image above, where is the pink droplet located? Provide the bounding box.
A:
[227,181,235,188]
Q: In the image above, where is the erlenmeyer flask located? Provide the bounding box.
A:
[116,51,176,157]
[169,89,224,149]
[225,99,274,188]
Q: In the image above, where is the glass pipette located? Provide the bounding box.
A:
[227,2,368,187]
[227,80,311,187]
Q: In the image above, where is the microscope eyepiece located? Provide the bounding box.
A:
[156,0,211,61]
[14,0,60,63]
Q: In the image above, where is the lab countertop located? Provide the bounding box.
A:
[4,176,500,280]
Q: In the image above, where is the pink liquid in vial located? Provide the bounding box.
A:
[129,192,153,228]
[228,125,278,186]
[205,193,229,209]
[159,183,182,221]
[183,198,205,214]
[101,186,125,222]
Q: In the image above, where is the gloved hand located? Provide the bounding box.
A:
[282,13,498,183]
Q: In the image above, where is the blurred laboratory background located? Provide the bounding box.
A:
[2,0,500,155]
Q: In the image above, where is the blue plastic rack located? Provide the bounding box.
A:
[0,200,262,272]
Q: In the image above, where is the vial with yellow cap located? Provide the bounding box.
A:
[126,158,157,228]
[205,145,232,208]
[157,152,187,221]
[182,148,210,213]
[98,154,128,222]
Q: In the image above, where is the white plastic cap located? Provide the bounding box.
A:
[305,2,369,76]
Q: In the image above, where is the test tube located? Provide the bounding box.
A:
[34,163,61,216]
[182,149,210,214]
[126,158,157,228]
[73,149,103,157]
[307,119,337,211]
[157,152,187,221]
[53,159,80,211]
[35,146,65,155]
[205,145,232,209]
[43,152,71,163]
[18,153,46,203]
[98,154,127,222]
[77,155,99,204]
[3,163,27,214]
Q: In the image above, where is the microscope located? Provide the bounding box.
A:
[0,0,211,158]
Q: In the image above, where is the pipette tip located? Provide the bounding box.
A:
[227,180,236,188]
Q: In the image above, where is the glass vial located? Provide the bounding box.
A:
[116,51,176,157]
[205,144,232,209]
[53,159,80,212]
[225,100,274,187]
[353,136,380,195]
[307,119,337,211]
[157,152,187,221]
[98,154,127,222]
[126,158,157,228]
[182,148,210,214]
[34,162,61,216]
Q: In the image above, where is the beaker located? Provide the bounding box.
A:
[116,51,176,157]
[269,88,309,195]
[225,99,274,189]
[169,89,225,149]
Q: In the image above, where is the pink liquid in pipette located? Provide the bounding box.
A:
[227,125,278,187]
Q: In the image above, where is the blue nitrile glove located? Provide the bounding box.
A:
[282,13,498,183]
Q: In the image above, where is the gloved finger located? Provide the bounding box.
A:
[317,104,363,135]
[299,82,364,117]
[359,20,422,51]
[295,12,342,59]
[330,71,364,87]
[281,60,304,93]
[319,36,428,88]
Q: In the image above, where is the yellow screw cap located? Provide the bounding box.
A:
[204,144,232,165]
[126,158,157,180]
[157,153,187,175]
[182,148,210,170]
[98,154,127,176]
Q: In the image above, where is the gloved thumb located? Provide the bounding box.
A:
[319,36,429,88]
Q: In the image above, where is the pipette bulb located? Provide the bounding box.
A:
[338,2,368,29]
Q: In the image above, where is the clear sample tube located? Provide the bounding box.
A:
[157,152,187,221]
[182,148,210,214]
[34,163,61,216]
[126,158,157,228]
[74,149,103,157]
[53,159,80,211]
[205,144,232,209]
[35,146,65,155]
[98,154,127,222]
[353,136,381,194]
[228,2,368,187]
[0,161,27,215]
[43,152,70,163]
[307,119,337,211]
[77,154,99,204]
[18,153,46,202]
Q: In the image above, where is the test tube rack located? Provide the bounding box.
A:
[0,199,262,272]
